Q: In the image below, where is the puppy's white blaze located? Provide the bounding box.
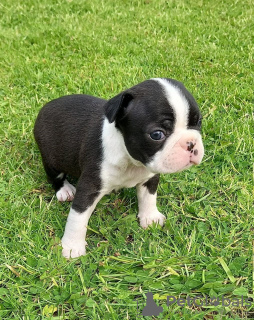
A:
[151,78,189,130]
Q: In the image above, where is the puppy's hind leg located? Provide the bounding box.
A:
[56,178,76,202]
[43,162,76,202]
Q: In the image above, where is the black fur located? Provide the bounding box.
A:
[143,174,160,195]
[34,95,105,212]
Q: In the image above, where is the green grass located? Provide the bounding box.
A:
[0,0,253,319]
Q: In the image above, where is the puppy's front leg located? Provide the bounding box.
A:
[61,181,103,258]
[137,174,166,229]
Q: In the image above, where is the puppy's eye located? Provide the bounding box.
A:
[197,118,202,127]
[150,130,165,140]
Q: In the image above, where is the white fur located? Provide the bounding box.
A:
[147,129,204,173]
[137,183,165,228]
[57,173,64,179]
[61,195,102,258]
[101,118,154,193]
[56,180,76,202]
[152,78,189,130]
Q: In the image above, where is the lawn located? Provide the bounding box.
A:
[0,0,253,319]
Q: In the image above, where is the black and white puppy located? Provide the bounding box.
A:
[34,78,204,258]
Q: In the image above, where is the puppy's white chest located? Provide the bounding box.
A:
[102,161,153,192]
[101,119,153,192]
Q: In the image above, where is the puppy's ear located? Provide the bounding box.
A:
[104,92,133,123]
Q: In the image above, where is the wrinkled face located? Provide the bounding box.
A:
[117,78,204,174]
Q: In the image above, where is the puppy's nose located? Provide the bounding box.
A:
[179,139,196,152]
[179,139,200,164]
[176,130,204,165]
[186,141,199,156]
[187,141,195,152]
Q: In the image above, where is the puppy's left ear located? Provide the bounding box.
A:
[104,92,134,123]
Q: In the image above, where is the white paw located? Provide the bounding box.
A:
[138,211,166,229]
[61,239,87,258]
[56,180,76,202]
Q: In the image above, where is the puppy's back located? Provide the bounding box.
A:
[34,94,106,177]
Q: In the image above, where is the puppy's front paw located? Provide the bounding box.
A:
[61,239,87,258]
[138,211,166,229]
[56,180,76,202]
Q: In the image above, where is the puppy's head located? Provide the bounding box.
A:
[104,78,204,174]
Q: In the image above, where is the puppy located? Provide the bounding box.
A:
[34,78,204,258]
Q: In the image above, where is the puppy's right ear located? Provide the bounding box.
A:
[104,92,133,123]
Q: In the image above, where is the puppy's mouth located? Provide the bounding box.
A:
[175,161,193,173]
[146,146,204,174]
